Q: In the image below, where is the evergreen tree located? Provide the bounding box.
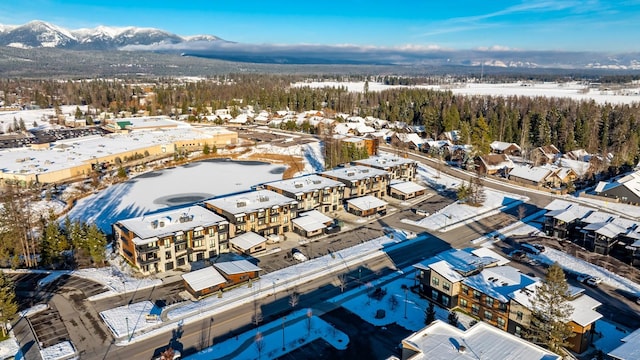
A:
[471,116,492,155]
[86,224,107,266]
[528,263,574,354]
[203,143,211,155]
[40,215,68,266]
[424,301,436,325]
[0,272,17,337]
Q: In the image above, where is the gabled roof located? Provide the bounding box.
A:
[292,210,333,232]
[320,165,389,182]
[490,141,521,152]
[182,267,226,292]
[608,326,640,360]
[263,174,343,195]
[204,190,297,216]
[389,180,426,195]
[509,165,553,183]
[463,266,536,303]
[413,248,500,277]
[402,320,561,360]
[477,154,515,172]
[355,155,416,169]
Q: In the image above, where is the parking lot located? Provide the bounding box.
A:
[28,305,70,348]
[46,274,109,298]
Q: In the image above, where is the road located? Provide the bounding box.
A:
[88,234,452,360]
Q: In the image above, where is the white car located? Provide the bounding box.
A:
[586,277,602,287]
[291,248,308,262]
[576,274,591,283]
[266,234,281,244]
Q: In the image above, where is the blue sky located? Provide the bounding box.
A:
[0,0,638,52]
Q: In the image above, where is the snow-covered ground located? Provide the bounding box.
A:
[238,141,325,176]
[292,81,640,105]
[0,106,86,133]
[0,334,21,360]
[185,311,348,360]
[66,160,287,234]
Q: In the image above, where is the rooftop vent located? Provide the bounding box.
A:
[294,182,303,188]
[259,196,270,202]
[237,201,247,208]
[458,345,466,353]
[312,180,322,184]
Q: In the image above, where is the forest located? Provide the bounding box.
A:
[1,74,639,170]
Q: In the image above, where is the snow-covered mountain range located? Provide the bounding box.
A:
[1,20,640,70]
[0,20,221,50]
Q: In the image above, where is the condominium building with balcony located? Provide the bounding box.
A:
[113,205,229,275]
[354,155,417,181]
[204,189,298,238]
[262,174,345,213]
[320,165,390,199]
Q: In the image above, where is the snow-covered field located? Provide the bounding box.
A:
[0,106,86,133]
[66,160,287,234]
[292,81,640,105]
[239,141,325,176]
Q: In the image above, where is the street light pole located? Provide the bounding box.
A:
[358,268,362,286]
[281,316,286,351]
[125,317,130,341]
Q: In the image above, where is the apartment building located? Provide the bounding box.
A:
[320,165,390,199]
[262,174,345,213]
[113,205,229,275]
[204,189,298,238]
[354,155,417,181]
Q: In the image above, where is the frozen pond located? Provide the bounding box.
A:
[66,159,286,234]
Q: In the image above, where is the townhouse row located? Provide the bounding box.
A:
[113,155,420,275]
[414,248,602,354]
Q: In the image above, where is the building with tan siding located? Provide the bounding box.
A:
[320,165,390,199]
[262,174,345,214]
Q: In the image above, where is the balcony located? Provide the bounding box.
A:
[136,245,159,253]
[174,237,187,245]
[137,256,160,266]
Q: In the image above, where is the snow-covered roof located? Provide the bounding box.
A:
[292,210,333,232]
[117,205,227,245]
[478,154,514,172]
[413,248,500,276]
[389,181,426,195]
[321,165,389,183]
[213,259,262,275]
[182,266,226,292]
[0,126,235,177]
[608,326,640,360]
[597,171,640,201]
[581,211,617,224]
[110,116,181,130]
[428,260,465,282]
[544,200,593,223]
[204,190,297,216]
[510,283,602,327]
[355,154,416,169]
[508,165,553,183]
[402,320,561,360]
[470,247,510,266]
[346,195,387,211]
[556,158,591,177]
[229,232,266,251]
[490,141,520,152]
[395,133,425,146]
[263,174,344,195]
[463,266,536,303]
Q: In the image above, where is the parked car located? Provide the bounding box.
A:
[576,273,591,283]
[509,250,526,260]
[532,244,545,253]
[325,225,341,234]
[586,277,602,287]
[520,243,541,255]
[266,234,281,244]
[291,248,308,262]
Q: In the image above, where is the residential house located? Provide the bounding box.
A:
[531,145,561,166]
[490,141,521,156]
[543,200,594,239]
[320,165,390,199]
[262,175,345,214]
[412,248,503,308]
[582,221,626,255]
[400,320,561,360]
[422,140,452,156]
[388,180,427,200]
[354,154,417,181]
[113,205,229,275]
[564,149,590,162]
[475,154,515,176]
[594,171,640,205]
[508,165,554,187]
[346,195,387,217]
[204,190,298,238]
[392,132,425,151]
[292,210,334,237]
[458,266,537,331]
[508,283,602,354]
[543,165,579,188]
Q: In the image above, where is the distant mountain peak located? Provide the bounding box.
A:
[0,20,221,50]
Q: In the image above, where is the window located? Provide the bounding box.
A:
[431,277,439,286]
[498,303,508,312]
[516,311,523,321]
[442,282,451,291]
[484,311,493,321]
[497,317,505,328]
[460,299,468,308]
[431,290,438,300]
[442,295,450,307]
[514,325,522,337]
[165,251,171,260]
[208,228,215,236]
[219,233,227,241]
[485,297,494,307]
[473,290,481,300]
[471,304,480,315]
[194,230,204,238]
[271,215,278,223]
[165,262,174,271]
[194,239,203,247]
[461,285,469,294]
[219,224,226,231]
[164,239,170,248]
